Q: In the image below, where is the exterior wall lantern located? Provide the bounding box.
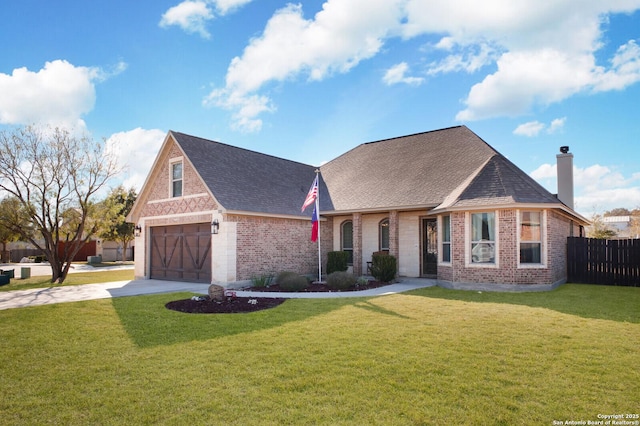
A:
[134,225,142,237]
[211,219,219,235]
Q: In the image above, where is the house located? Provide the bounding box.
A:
[601,216,639,239]
[127,125,589,288]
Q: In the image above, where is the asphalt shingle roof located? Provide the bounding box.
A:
[443,154,560,209]
[319,126,500,211]
[172,131,333,217]
[169,126,565,217]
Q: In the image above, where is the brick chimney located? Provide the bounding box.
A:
[556,146,574,209]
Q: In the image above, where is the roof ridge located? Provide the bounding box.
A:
[362,125,465,146]
[435,155,495,209]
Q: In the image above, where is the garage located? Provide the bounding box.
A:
[150,223,212,283]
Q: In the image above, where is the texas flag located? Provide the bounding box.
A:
[311,205,319,242]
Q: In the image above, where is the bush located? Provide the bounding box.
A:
[276,271,309,292]
[326,271,357,290]
[251,273,274,288]
[370,254,397,283]
[326,251,350,274]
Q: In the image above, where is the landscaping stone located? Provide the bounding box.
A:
[208,284,225,301]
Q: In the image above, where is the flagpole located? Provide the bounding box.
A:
[315,169,322,283]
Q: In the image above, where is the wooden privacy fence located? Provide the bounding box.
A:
[567,237,640,286]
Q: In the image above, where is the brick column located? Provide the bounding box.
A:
[353,213,363,276]
[389,210,399,259]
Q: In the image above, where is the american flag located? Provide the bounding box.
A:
[301,175,318,212]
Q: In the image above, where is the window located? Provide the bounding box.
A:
[441,215,451,262]
[471,212,495,264]
[171,162,183,197]
[341,220,353,264]
[520,211,541,264]
[379,218,389,251]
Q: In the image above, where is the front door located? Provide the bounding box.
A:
[422,218,437,277]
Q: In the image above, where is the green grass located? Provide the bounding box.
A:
[0,269,134,291]
[0,284,638,425]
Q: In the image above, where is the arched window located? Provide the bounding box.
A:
[341,220,353,264]
[379,218,389,251]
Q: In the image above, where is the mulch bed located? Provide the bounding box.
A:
[165,280,388,314]
[246,280,387,293]
[166,296,287,314]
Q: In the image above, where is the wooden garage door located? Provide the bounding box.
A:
[150,223,211,283]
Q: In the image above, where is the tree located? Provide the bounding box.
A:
[0,125,120,283]
[630,212,640,239]
[587,213,617,239]
[98,186,137,261]
[604,207,631,216]
[0,197,26,262]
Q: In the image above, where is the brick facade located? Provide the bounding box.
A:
[133,135,584,287]
[437,208,578,286]
[228,214,333,281]
[139,142,218,218]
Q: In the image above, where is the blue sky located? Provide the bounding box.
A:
[1,0,639,217]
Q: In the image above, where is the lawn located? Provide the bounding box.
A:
[0,283,638,425]
[0,268,134,292]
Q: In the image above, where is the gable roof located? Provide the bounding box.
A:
[319,126,499,211]
[131,126,587,224]
[172,131,333,217]
[439,153,560,209]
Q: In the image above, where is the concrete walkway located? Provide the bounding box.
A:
[0,277,437,311]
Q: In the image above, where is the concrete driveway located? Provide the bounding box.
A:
[0,279,212,310]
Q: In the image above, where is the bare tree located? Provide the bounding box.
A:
[0,125,120,283]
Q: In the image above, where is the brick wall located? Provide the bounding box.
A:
[229,214,333,281]
[439,208,573,285]
[139,142,218,218]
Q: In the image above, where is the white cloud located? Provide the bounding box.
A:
[105,128,167,191]
[213,0,253,15]
[207,0,640,132]
[427,42,498,75]
[207,0,404,132]
[530,162,640,215]
[160,1,214,39]
[547,117,566,134]
[456,49,595,120]
[383,62,424,86]
[514,121,545,137]
[160,0,254,38]
[0,59,123,130]
[514,117,566,136]
[592,39,640,91]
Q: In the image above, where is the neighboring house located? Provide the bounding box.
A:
[96,240,134,262]
[601,216,638,239]
[127,126,589,287]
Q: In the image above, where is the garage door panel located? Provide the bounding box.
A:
[150,223,211,283]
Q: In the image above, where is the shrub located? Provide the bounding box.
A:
[251,273,274,288]
[276,271,309,292]
[326,251,350,274]
[370,254,397,283]
[356,276,369,287]
[326,271,357,290]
